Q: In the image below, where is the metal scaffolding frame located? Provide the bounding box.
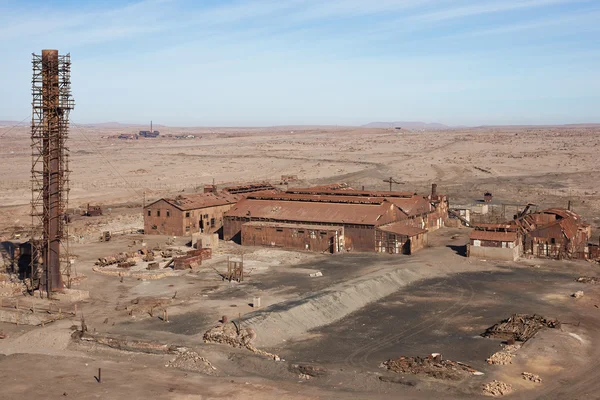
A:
[30,50,75,294]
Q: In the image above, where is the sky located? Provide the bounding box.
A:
[0,0,599,127]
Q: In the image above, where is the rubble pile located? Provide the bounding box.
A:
[203,323,280,361]
[572,291,584,298]
[289,364,327,379]
[166,349,217,375]
[522,372,542,383]
[115,296,173,315]
[482,314,560,342]
[483,380,513,396]
[0,274,25,297]
[380,355,480,381]
[486,351,514,365]
[486,343,521,365]
[95,252,139,267]
[576,276,600,284]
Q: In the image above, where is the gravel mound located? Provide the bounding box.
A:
[483,380,513,396]
[166,349,216,375]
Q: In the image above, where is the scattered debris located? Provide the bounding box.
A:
[487,351,514,365]
[482,314,560,342]
[309,271,323,277]
[0,274,26,297]
[483,380,513,396]
[378,376,417,386]
[576,276,600,284]
[572,291,584,298]
[166,349,216,375]
[289,364,327,378]
[486,343,521,365]
[380,355,481,380]
[0,332,7,339]
[203,323,280,361]
[522,372,542,383]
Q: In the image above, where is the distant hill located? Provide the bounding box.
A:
[0,120,28,127]
[79,122,166,129]
[363,121,451,130]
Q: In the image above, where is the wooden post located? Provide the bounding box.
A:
[74,304,77,316]
[98,368,102,383]
[165,309,168,322]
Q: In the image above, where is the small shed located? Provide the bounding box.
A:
[468,229,521,261]
[376,223,428,255]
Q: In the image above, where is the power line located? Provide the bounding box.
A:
[69,121,143,200]
[0,115,31,139]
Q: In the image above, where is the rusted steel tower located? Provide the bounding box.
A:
[30,50,74,294]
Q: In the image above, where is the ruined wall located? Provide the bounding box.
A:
[145,201,234,237]
[468,243,520,261]
[188,203,235,236]
[344,225,376,252]
[144,200,185,236]
[241,224,342,253]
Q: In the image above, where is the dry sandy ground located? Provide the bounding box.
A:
[1,125,599,235]
[0,124,599,399]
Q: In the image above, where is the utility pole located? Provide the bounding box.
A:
[383,176,404,192]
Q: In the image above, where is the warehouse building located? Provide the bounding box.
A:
[223,185,448,254]
[144,183,277,237]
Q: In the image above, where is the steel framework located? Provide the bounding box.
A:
[30,50,74,294]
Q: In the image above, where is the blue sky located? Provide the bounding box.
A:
[1,0,599,126]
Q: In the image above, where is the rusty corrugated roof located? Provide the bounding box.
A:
[474,223,519,231]
[223,183,276,194]
[246,192,432,217]
[286,188,416,198]
[243,221,343,231]
[378,222,428,237]
[225,198,398,225]
[541,208,581,221]
[470,230,518,242]
[387,197,432,216]
[248,193,387,205]
[158,192,241,211]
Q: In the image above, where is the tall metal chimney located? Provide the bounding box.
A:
[31,49,75,293]
[431,183,438,198]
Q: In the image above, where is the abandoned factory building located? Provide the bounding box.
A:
[144,183,277,236]
[468,208,593,261]
[223,184,448,254]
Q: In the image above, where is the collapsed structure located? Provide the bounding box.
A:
[468,208,595,261]
[223,184,448,254]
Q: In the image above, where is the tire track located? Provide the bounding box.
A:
[343,276,470,368]
[358,278,474,368]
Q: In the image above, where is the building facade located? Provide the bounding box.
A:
[144,192,240,236]
[223,185,448,254]
[241,222,344,253]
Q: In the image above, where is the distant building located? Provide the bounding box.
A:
[139,121,160,138]
[138,130,159,138]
